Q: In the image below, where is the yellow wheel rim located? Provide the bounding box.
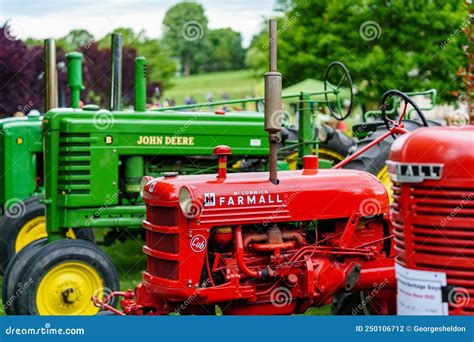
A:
[286,148,345,170]
[377,165,394,203]
[318,148,345,164]
[15,216,47,252]
[36,261,103,315]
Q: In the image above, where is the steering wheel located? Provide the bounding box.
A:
[324,61,354,121]
[381,90,429,138]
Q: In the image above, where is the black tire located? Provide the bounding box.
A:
[332,290,397,315]
[0,197,94,274]
[15,239,119,315]
[0,198,46,273]
[2,238,48,315]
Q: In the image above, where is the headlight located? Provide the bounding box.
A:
[140,176,154,197]
[179,186,202,219]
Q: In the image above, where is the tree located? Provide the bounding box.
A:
[202,28,245,72]
[247,0,468,105]
[57,29,95,51]
[0,23,46,116]
[162,2,209,76]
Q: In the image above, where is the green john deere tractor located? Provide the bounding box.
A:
[1,34,357,315]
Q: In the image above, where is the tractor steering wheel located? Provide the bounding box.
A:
[324,61,354,121]
[381,90,429,139]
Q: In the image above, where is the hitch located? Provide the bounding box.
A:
[92,290,135,316]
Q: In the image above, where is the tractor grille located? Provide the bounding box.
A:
[147,258,179,280]
[58,133,92,195]
[146,206,178,226]
[393,183,474,314]
[145,206,180,281]
[146,230,179,254]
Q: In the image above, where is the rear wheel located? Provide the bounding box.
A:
[15,239,119,315]
[0,196,94,273]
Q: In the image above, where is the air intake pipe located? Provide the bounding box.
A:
[134,56,147,112]
[65,52,84,109]
[44,39,58,112]
[110,33,123,111]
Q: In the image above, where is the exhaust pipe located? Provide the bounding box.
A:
[264,19,283,185]
[110,33,123,111]
[44,39,58,112]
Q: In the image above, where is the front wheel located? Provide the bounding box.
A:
[15,239,119,315]
[332,290,396,315]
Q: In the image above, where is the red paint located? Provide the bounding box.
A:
[391,126,474,315]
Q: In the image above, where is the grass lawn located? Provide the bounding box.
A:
[0,238,330,316]
[163,69,261,105]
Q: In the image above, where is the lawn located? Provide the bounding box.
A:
[162,69,261,105]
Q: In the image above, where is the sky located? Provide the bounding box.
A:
[0,0,279,47]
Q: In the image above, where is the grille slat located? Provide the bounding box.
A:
[58,133,92,195]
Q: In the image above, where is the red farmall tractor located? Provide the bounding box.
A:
[93,20,436,315]
[389,125,474,315]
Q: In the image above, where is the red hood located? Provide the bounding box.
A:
[142,169,389,227]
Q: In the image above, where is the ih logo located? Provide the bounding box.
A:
[190,235,207,253]
[204,193,216,207]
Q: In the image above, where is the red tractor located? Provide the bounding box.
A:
[389,125,474,315]
[93,20,434,316]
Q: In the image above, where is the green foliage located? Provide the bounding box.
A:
[56,29,94,50]
[202,28,246,72]
[162,2,210,76]
[247,0,468,105]
[162,2,246,76]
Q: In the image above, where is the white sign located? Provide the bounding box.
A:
[250,139,262,147]
[395,264,448,315]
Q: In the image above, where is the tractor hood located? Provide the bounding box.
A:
[142,168,389,227]
[388,126,474,183]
